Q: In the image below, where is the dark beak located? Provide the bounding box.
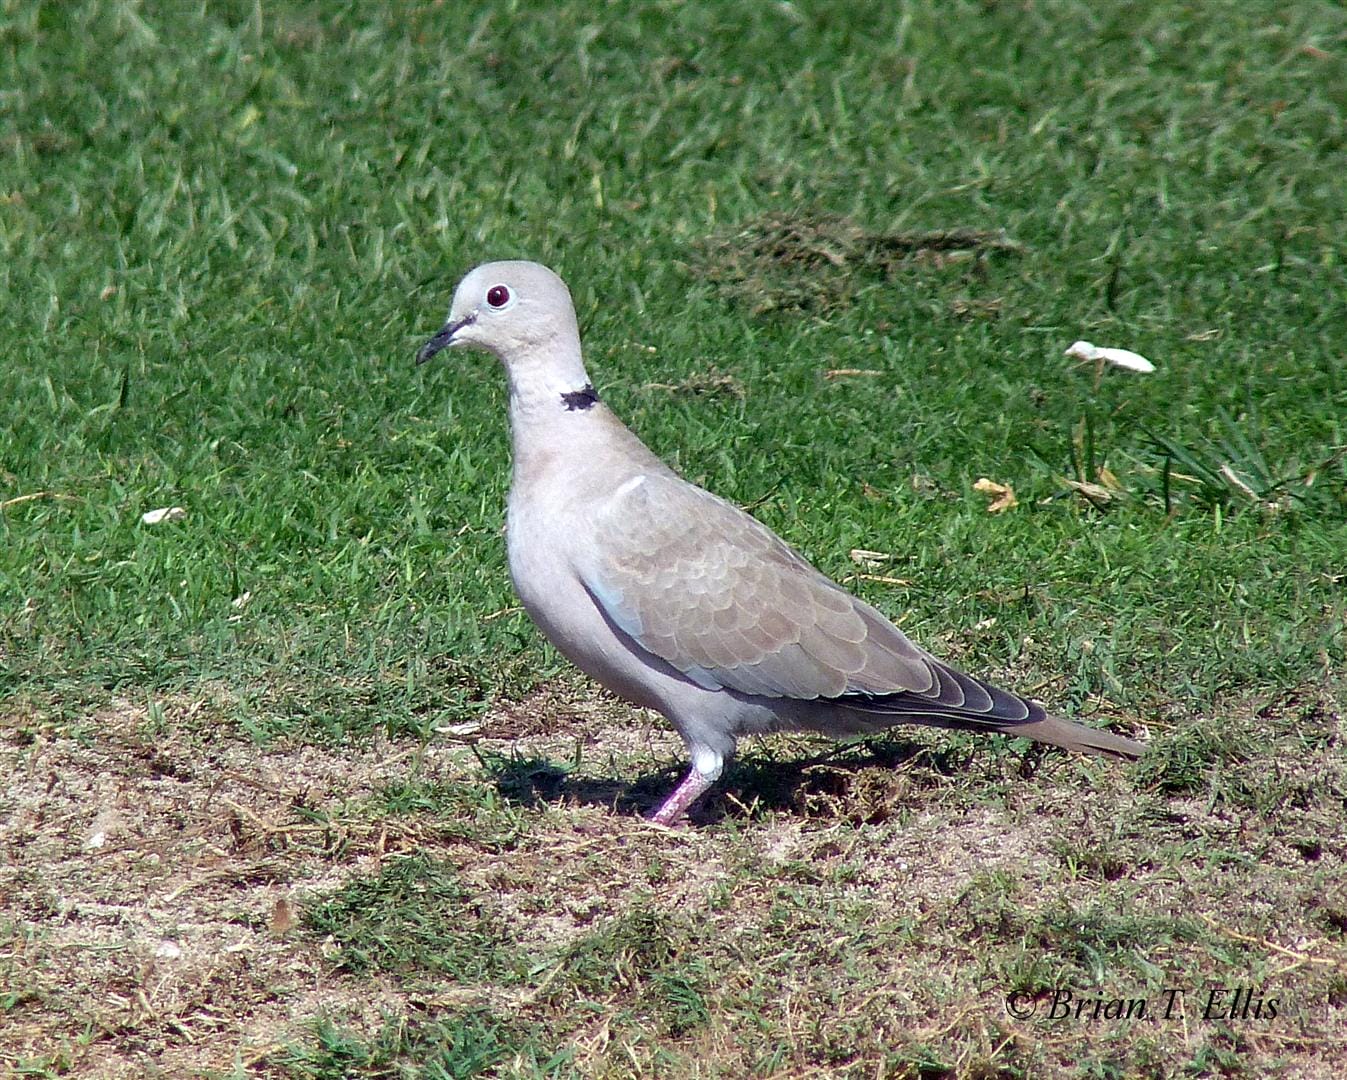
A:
[415,312,476,365]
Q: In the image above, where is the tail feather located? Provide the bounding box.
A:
[990,714,1144,760]
[819,694,1145,760]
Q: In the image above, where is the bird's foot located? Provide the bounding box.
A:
[649,767,714,826]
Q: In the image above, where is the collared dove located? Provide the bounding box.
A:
[418,261,1143,825]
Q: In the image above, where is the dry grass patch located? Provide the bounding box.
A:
[1,697,483,1077]
[4,681,1345,1078]
[689,210,1021,316]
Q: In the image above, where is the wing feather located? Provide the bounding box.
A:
[578,474,937,700]
[575,473,1052,729]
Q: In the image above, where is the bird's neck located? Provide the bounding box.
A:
[503,336,595,426]
[503,336,608,475]
[502,338,667,494]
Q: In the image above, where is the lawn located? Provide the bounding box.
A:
[2,1,1345,1076]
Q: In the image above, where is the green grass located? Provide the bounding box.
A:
[2,1,1346,1077]
[277,1011,549,1080]
[304,854,529,984]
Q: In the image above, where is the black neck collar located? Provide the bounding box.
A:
[560,383,599,411]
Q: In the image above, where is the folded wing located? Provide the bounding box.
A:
[577,474,1040,727]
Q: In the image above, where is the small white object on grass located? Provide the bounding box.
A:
[84,807,121,850]
[433,720,483,738]
[140,506,187,525]
[1064,340,1155,373]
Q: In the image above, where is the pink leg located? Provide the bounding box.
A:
[650,766,714,826]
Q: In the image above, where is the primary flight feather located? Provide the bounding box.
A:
[417,261,1142,825]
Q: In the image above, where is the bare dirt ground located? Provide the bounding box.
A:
[1,689,705,1077]
[3,697,433,1077]
[3,686,1345,1078]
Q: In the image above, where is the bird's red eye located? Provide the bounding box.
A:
[486,284,511,308]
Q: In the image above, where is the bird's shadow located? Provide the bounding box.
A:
[480,737,1015,825]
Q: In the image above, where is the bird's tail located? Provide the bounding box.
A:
[989,714,1144,760]
[826,675,1145,760]
[816,701,1146,760]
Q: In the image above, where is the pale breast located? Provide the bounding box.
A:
[505,480,673,713]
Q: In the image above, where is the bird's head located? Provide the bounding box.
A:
[416,260,579,365]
